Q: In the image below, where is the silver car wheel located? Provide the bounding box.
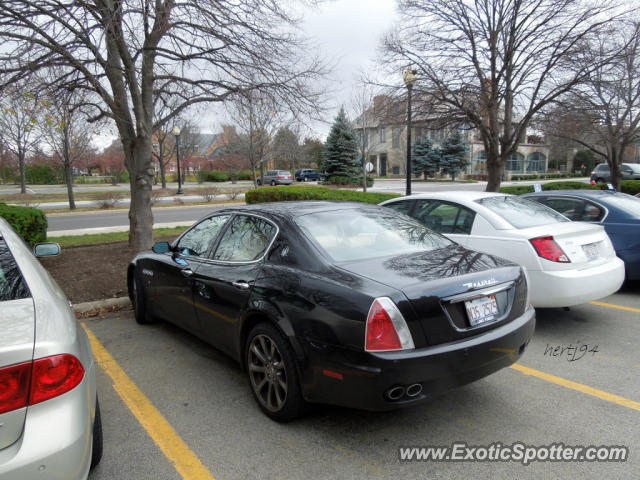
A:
[248,334,288,412]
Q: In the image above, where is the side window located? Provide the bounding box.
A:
[0,240,30,301]
[414,201,475,234]
[580,201,605,222]
[544,197,585,221]
[213,215,277,262]
[386,201,413,215]
[176,215,230,257]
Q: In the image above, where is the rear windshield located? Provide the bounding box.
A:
[604,193,640,217]
[476,196,569,229]
[296,208,453,262]
[0,239,31,301]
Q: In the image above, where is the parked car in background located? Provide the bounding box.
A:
[590,163,640,184]
[523,190,640,280]
[381,192,625,308]
[257,170,293,186]
[0,218,102,479]
[294,168,324,182]
[128,202,535,421]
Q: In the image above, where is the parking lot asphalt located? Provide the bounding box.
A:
[86,286,639,480]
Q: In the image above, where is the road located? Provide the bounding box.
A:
[46,178,590,234]
[84,287,639,480]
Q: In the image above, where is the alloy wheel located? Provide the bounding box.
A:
[247,334,288,412]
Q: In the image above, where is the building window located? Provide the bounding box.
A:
[506,152,525,173]
[392,128,400,148]
[472,150,487,174]
[526,152,546,173]
[380,126,386,143]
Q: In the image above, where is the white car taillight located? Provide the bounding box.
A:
[529,236,570,263]
[365,297,415,352]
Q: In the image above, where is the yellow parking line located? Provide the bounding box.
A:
[511,364,640,412]
[81,323,216,480]
[589,301,640,314]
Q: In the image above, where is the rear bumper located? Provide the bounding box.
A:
[0,367,95,480]
[300,307,535,411]
[528,257,625,307]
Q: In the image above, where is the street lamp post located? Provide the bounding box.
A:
[172,126,184,195]
[403,68,417,196]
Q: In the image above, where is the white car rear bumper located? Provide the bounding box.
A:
[528,257,625,308]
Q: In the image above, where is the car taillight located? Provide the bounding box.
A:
[0,362,31,414]
[0,354,84,414]
[529,236,570,263]
[590,180,596,185]
[30,354,85,405]
[278,175,285,179]
[365,297,415,352]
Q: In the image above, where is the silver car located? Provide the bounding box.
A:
[257,169,293,186]
[0,217,102,479]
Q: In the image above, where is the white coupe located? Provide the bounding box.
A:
[381,191,625,308]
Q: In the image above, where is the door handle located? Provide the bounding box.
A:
[232,280,250,290]
[180,268,194,278]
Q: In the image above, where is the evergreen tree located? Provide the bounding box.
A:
[322,107,359,178]
[412,137,441,179]
[440,132,469,181]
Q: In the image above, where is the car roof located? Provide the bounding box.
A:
[385,191,510,202]
[523,189,621,200]
[214,201,387,220]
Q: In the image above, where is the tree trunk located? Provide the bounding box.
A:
[126,139,154,251]
[18,149,26,194]
[159,155,167,189]
[485,145,504,192]
[609,151,621,191]
[63,126,76,210]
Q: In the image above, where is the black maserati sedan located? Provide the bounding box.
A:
[128,202,535,421]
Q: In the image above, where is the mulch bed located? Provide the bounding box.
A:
[40,236,175,304]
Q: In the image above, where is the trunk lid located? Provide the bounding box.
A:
[519,222,614,269]
[0,298,35,450]
[338,246,528,345]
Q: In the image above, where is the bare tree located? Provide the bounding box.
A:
[350,83,385,191]
[41,71,99,209]
[542,21,640,190]
[0,0,327,249]
[384,0,628,191]
[0,78,47,193]
[227,92,286,187]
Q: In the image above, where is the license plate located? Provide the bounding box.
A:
[582,241,601,261]
[464,295,499,326]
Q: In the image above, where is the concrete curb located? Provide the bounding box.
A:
[73,296,131,315]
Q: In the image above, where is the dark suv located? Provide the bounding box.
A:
[294,168,324,182]
[590,163,640,184]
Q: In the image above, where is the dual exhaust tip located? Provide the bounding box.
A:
[386,383,423,401]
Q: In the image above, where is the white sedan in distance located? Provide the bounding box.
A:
[381,192,625,308]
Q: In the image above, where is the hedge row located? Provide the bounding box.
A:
[500,180,640,196]
[244,186,400,205]
[0,203,47,246]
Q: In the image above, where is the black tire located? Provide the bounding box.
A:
[132,270,154,324]
[245,323,304,422]
[270,180,276,186]
[303,176,308,182]
[256,179,261,186]
[596,178,605,184]
[90,397,103,469]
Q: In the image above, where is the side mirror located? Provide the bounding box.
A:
[34,242,61,257]
[152,242,171,254]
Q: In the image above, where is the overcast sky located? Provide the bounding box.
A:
[94,0,399,150]
[302,0,399,137]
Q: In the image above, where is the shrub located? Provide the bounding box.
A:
[226,188,243,201]
[245,186,400,205]
[95,192,123,209]
[0,203,47,246]
[200,186,221,202]
[205,170,231,182]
